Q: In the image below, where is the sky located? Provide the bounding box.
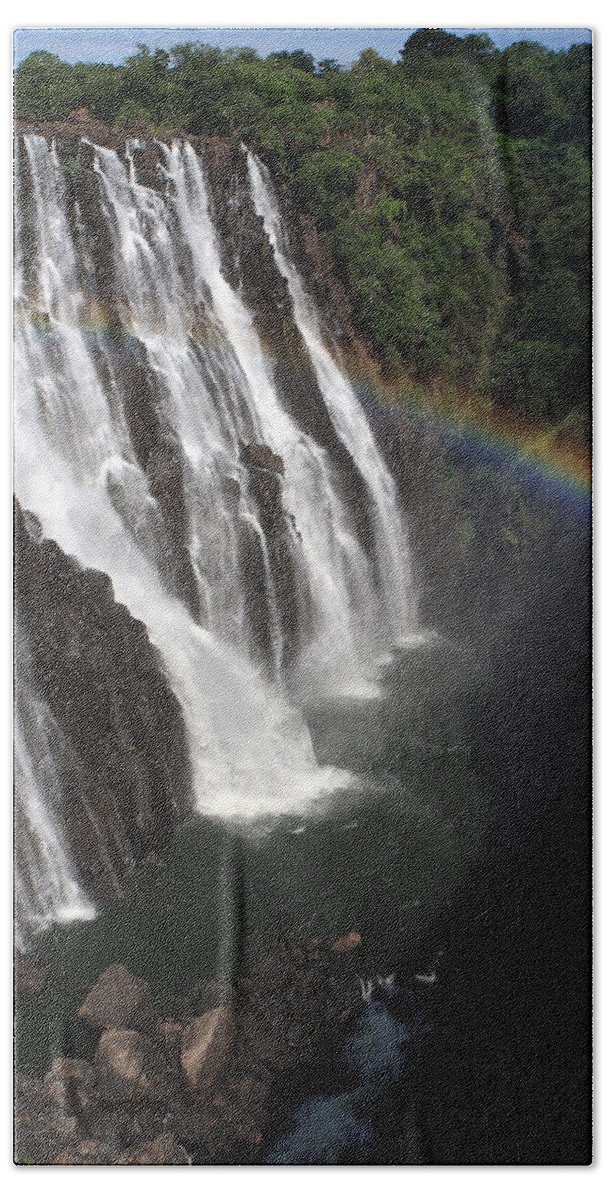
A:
[13,26,592,68]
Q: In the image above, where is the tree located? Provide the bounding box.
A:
[14,32,591,425]
[224,46,259,62]
[122,44,171,124]
[351,48,393,75]
[317,58,341,76]
[267,50,315,73]
[73,62,121,129]
[15,51,78,121]
[400,29,464,61]
[461,33,495,60]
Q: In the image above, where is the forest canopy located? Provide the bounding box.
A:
[15,31,591,426]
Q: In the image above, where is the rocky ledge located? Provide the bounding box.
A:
[14,500,192,906]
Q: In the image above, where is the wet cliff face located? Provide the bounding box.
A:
[203,138,377,556]
[14,501,192,901]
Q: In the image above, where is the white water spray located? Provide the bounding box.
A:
[247,151,415,645]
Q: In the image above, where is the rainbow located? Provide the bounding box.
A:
[16,296,591,503]
[366,375,592,505]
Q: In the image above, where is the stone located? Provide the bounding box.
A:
[14,1072,82,1164]
[46,1058,96,1116]
[180,1006,234,1090]
[116,1133,189,1165]
[53,1139,116,1165]
[88,1102,165,1151]
[159,1020,183,1039]
[78,963,150,1030]
[331,931,362,954]
[96,1028,149,1101]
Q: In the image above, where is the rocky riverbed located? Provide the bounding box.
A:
[15,932,367,1165]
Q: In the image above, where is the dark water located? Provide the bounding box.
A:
[15,468,591,1165]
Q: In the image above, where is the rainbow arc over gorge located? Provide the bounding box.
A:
[18,293,591,504]
[376,377,592,503]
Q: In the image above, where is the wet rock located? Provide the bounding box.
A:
[238,443,302,669]
[240,443,285,475]
[53,1138,116,1165]
[14,1072,81,1164]
[159,1020,183,1039]
[88,1102,165,1151]
[196,979,231,1014]
[78,963,151,1031]
[332,931,363,954]
[95,1021,180,1109]
[16,933,368,1164]
[180,1006,235,1090]
[46,1058,96,1117]
[95,1029,150,1102]
[14,500,192,908]
[116,1133,190,1165]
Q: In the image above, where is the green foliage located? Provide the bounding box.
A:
[267,49,316,73]
[14,31,591,423]
[317,59,341,76]
[15,51,80,120]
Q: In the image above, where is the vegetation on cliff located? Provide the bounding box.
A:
[15,29,591,428]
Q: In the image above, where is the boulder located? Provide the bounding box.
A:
[332,931,362,954]
[159,1020,183,1039]
[180,1006,234,1090]
[87,1100,168,1152]
[53,1139,116,1165]
[95,1028,149,1101]
[78,963,151,1030]
[46,1058,96,1116]
[116,1133,190,1165]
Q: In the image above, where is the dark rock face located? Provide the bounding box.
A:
[204,142,377,557]
[98,331,202,620]
[240,443,285,475]
[14,500,192,902]
[238,443,303,671]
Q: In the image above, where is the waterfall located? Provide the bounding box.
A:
[246,151,415,645]
[14,133,415,938]
[14,636,96,950]
[92,138,383,694]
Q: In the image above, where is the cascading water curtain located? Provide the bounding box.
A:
[14,133,416,943]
